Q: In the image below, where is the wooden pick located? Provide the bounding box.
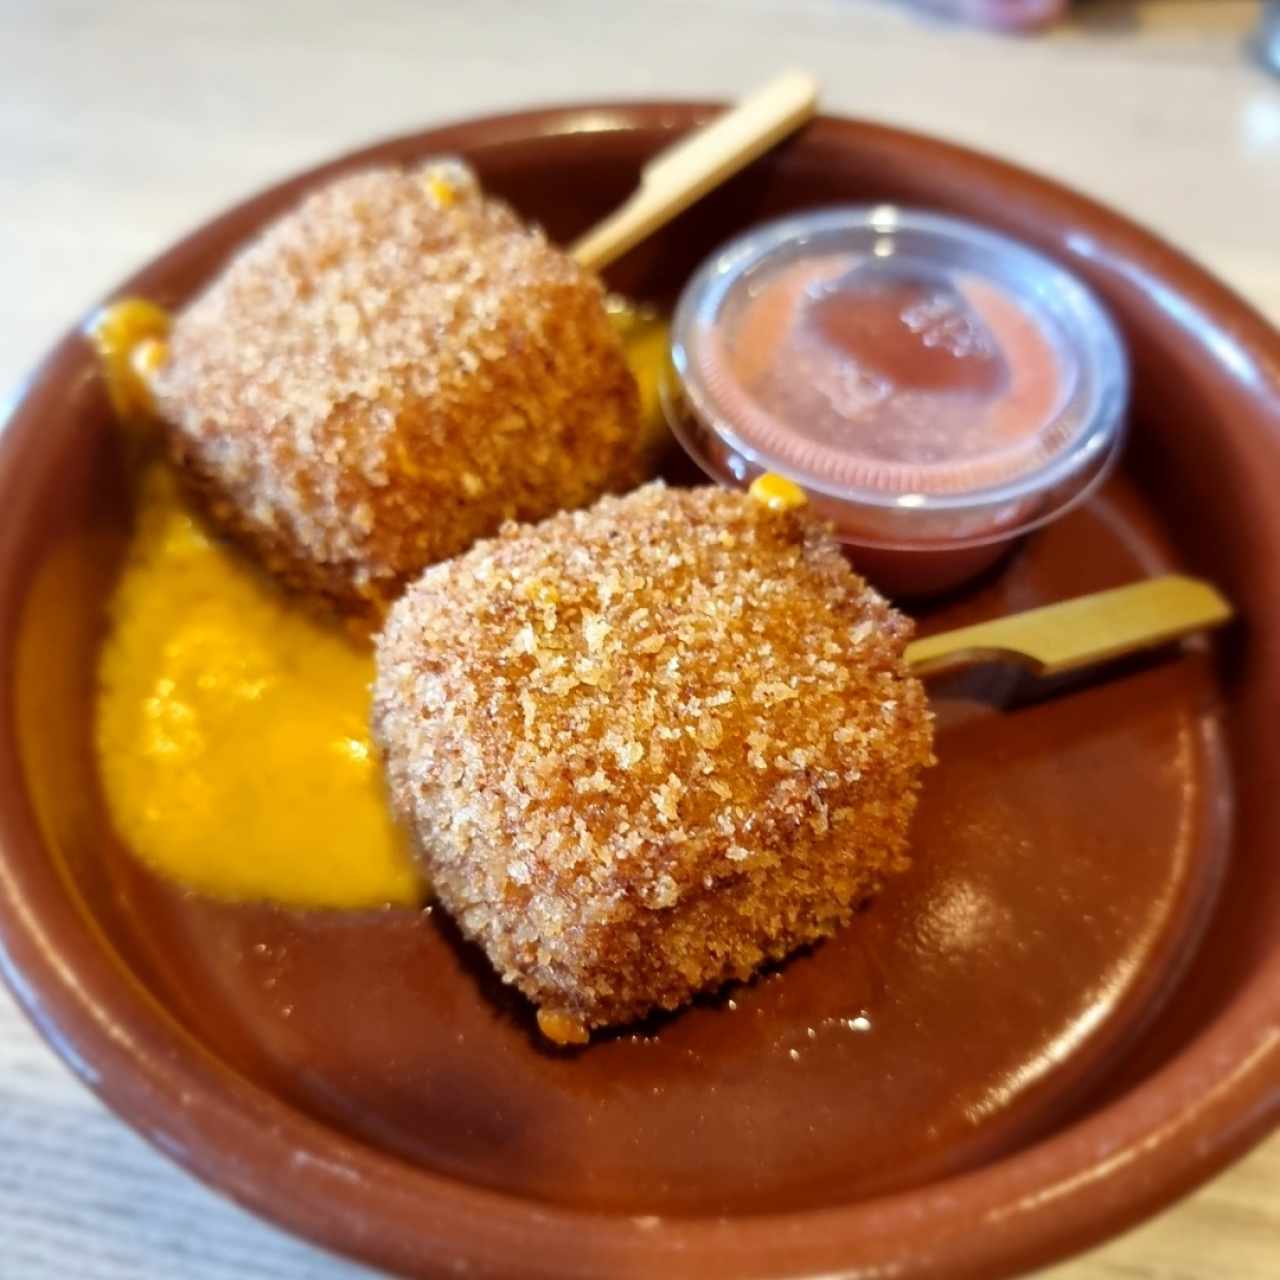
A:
[905,575,1234,679]
[570,70,819,274]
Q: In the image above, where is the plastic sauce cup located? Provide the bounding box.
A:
[665,207,1129,595]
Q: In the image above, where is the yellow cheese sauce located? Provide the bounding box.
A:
[92,297,669,909]
[96,462,423,907]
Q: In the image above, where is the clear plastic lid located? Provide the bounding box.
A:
[666,206,1129,549]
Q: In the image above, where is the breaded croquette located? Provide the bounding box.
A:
[152,160,645,616]
[372,483,934,1041]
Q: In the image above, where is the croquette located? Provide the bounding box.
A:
[151,160,645,615]
[372,483,935,1041]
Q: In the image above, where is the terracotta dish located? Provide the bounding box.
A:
[1,104,1278,1280]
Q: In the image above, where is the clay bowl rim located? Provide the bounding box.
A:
[1,102,1279,1280]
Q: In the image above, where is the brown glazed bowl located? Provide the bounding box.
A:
[2,103,1279,1280]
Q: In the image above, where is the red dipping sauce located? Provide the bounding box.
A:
[667,208,1128,595]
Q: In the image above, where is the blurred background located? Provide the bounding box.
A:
[1,2,1277,1278]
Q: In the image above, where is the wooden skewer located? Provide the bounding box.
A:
[905,575,1234,679]
[571,103,1232,687]
[570,70,820,274]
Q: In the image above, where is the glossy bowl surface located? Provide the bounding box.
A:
[1,104,1279,1280]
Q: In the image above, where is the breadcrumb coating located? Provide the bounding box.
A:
[152,160,645,615]
[373,484,934,1037]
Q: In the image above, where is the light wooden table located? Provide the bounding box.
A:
[1,2,1277,1276]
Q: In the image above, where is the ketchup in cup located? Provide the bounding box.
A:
[665,208,1128,596]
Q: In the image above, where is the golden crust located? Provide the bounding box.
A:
[153,160,644,615]
[373,484,935,1033]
